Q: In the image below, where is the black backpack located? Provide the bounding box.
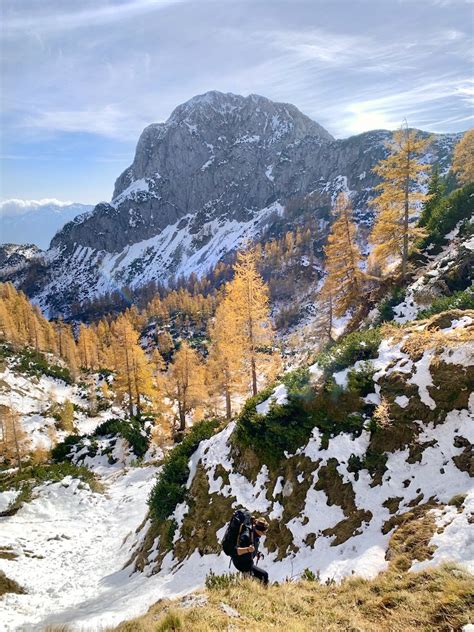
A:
[221,509,252,557]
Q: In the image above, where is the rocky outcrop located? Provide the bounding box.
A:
[0,244,43,275]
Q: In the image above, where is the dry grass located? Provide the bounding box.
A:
[106,564,473,632]
[381,309,474,359]
[0,570,25,597]
[0,545,18,560]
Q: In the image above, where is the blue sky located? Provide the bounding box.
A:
[1,0,473,204]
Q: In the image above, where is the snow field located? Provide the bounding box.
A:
[0,467,159,631]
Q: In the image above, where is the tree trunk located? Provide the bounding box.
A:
[402,145,411,281]
[225,384,232,420]
[178,401,186,431]
[11,412,22,473]
[251,355,257,397]
[328,293,334,342]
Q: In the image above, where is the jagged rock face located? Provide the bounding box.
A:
[52,92,336,253]
[18,92,461,314]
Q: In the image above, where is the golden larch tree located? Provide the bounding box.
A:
[111,315,156,417]
[451,128,474,185]
[166,341,206,431]
[77,325,99,370]
[226,249,276,397]
[207,293,246,419]
[369,126,431,279]
[322,192,365,318]
[0,406,31,471]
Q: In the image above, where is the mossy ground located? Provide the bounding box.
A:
[174,465,235,561]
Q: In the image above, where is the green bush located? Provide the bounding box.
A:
[377,288,406,323]
[235,386,317,466]
[93,417,149,457]
[347,449,388,480]
[421,182,474,248]
[205,570,241,590]
[309,380,366,447]
[14,348,72,384]
[235,378,367,464]
[315,329,382,375]
[418,165,446,227]
[234,329,381,468]
[165,519,178,548]
[301,568,317,582]
[51,434,83,462]
[0,462,101,494]
[280,367,311,394]
[347,362,376,397]
[417,288,474,319]
[148,418,221,521]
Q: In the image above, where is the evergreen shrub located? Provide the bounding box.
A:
[417,288,474,318]
[94,417,149,457]
[280,366,311,394]
[51,434,83,462]
[347,449,388,480]
[148,418,221,521]
[14,348,72,384]
[377,288,406,323]
[315,329,382,374]
[235,378,367,464]
[421,182,474,248]
[347,362,376,397]
[0,462,100,493]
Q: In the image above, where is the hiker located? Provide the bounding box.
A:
[222,511,269,584]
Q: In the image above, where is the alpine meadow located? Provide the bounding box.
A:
[0,1,473,631]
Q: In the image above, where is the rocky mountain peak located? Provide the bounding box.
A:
[166,90,334,143]
[13,91,461,316]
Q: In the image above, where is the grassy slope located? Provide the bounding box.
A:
[110,564,473,632]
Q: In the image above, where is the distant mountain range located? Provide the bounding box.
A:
[0,199,93,250]
[0,91,463,316]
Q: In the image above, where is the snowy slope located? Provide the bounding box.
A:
[0,314,472,630]
[392,225,474,323]
[34,201,285,316]
[0,467,159,631]
[0,361,119,451]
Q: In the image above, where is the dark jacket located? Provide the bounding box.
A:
[232,525,260,572]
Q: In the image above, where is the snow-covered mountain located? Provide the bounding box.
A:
[0,243,43,274]
[0,199,93,250]
[4,92,462,316]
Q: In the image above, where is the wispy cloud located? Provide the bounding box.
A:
[3,0,187,33]
[0,198,74,216]
[22,105,139,139]
[1,0,472,200]
[340,76,474,135]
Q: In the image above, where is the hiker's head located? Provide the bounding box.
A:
[253,517,268,536]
